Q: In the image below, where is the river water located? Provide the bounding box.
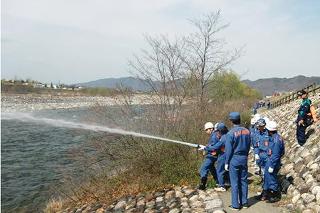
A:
[1,107,115,212]
[1,103,189,212]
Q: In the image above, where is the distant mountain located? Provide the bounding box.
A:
[77,77,156,91]
[243,75,320,96]
[77,75,320,96]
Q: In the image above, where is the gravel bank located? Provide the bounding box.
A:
[1,94,156,112]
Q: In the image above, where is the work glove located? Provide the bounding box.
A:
[255,154,260,160]
[298,120,304,126]
[268,167,274,173]
[225,164,229,171]
[198,145,206,151]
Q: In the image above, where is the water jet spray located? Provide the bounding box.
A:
[2,112,200,148]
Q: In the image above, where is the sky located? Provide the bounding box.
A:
[2,0,320,84]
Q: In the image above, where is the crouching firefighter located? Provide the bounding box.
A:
[197,122,220,190]
[262,121,285,203]
[204,122,229,192]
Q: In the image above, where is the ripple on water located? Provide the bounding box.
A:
[1,108,101,212]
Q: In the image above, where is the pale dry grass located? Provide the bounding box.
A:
[44,198,63,213]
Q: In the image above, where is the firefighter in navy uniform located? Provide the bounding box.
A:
[204,122,229,192]
[225,112,251,210]
[252,118,269,177]
[263,121,285,203]
[197,122,220,190]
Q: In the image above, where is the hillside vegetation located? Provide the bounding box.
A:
[243,75,320,96]
[76,75,319,97]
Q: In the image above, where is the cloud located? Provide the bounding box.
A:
[2,0,320,83]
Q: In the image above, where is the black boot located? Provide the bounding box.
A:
[255,190,269,201]
[198,177,207,190]
[267,190,281,203]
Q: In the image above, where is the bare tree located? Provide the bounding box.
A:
[130,11,241,118]
[129,34,190,135]
[183,11,241,112]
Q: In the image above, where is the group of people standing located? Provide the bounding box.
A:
[196,89,318,210]
[198,112,285,210]
[250,114,285,203]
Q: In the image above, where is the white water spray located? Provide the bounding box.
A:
[2,112,199,148]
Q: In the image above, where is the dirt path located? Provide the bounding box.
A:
[216,153,288,213]
[218,189,285,213]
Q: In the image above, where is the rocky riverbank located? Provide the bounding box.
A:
[55,186,225,213]
[1,94,157,112]
[262,93,320,213]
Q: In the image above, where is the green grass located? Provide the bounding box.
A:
[206,178,217,188]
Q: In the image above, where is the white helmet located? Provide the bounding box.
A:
[266,120,277,131]
[263,117,270,124]
[253,114,261,121]
[214,122,219,130]
[251,118,256,125]
[204,122,214,130]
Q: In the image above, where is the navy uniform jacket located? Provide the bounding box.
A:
[267,133,285,169]
[225,125,251,164]
[253,129,269,155]
[206,133,227,156]
[204,131,220,157]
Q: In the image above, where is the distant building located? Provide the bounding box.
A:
[33,83,45,88]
